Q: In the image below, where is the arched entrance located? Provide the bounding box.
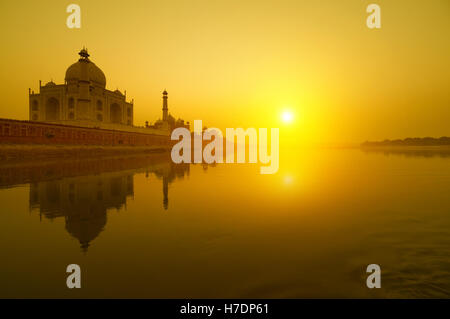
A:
[45,98,60,120]
[110,103,121,124]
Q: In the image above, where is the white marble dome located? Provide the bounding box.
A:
[65,48,106,87]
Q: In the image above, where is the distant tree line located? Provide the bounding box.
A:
[361,137,450,147]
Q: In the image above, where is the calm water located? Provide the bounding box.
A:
[0,148,449,298]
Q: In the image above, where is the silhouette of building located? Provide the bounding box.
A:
[26,48,189,137]
[151,90,190,131]
[29,48,134,128]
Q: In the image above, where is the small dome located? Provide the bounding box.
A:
[65,49,106,87]
[45,81,56,87]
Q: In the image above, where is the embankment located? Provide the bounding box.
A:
[0,144,170,162]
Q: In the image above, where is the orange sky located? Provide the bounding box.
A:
[0,0,448,146]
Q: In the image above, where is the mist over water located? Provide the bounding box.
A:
[0,148,449,298]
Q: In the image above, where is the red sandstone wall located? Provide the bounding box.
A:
[0,118,170,147]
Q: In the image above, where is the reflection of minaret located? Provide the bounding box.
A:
[163,176,169,210]
[150,162,190,211]
[162,90,168,121]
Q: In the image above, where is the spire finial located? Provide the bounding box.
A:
[78,47,90,60]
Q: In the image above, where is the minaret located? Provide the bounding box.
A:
[162,90,168,121]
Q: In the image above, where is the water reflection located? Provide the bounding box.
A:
[361,147,450,158]
[1,149,449,298]
[0,153,189,252]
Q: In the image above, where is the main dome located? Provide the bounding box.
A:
[65,48,106,87]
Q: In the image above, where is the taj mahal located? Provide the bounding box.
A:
[28,48,188,133]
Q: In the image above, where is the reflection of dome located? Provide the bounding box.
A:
[65,49,106,87]
[65,207,107,253]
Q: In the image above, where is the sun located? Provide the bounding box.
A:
[281,110,294,123]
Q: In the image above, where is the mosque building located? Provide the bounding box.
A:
[27,48,189,133]
[151,90,189,131]
[29,48,134,129]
